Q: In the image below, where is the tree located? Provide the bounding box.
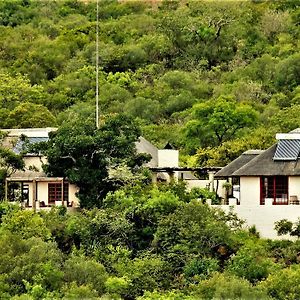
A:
[0,72,47,110]
[0,132,24,200]
[4,102,56,129]
[183,96,258,152]
[33,114,148,208]
[153,201,235,273]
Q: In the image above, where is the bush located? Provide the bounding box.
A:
[259,265,300,300]
[63,255,108,295]
[192,272,269,299]
[183,257,219,282]
[1,210,51,240]
[226,241,279,283]
[115,254,171,299]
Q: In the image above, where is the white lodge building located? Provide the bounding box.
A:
[215,129,300,239]
[3,128,225,211]
[3,128,80,209]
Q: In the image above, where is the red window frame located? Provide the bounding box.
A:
[260,176,288,205]
[48,182,69,204]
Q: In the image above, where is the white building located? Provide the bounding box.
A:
[3,128,80,209]
[215,129,300,239]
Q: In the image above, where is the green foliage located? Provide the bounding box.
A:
[62,282,100,300]
[0,233,63,295]
[183,257,219,281]
[275,218,300,238]
[1,209,51,240]
[33,114,146,208]
[226,240,280,283]
[4,102,56,129]
[63,255,107,294]
[115,254,172,299]
[192,272,270,300]
[0,1,300,298]
[259,265,300,300]
[275,219,294,236]
[183,96,258,152]
[153,201,234,272]
[190,126,276,167]
[189,188,220,204]
[138,290,195,300]
[0,132,25,199]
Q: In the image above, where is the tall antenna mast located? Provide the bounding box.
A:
[96,0,99,128]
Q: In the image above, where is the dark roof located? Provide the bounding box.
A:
[164,142,175,150]
[233,144,300,176]
[215,150,264,177]
[13,137,49,154]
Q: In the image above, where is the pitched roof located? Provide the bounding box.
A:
[233,144,300,176]
[2,128,56,153]
[215,150,264,177]
[135,136,158,167]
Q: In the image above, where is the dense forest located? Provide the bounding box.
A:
[0,0,299,166]
[3,183,300,300]
[1,0,300,299]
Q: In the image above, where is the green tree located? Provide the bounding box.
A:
[226,240,279,283]
[183,96,258,152]
[0,132,24,200]
[153,201,234,273]
[4,102,56,129]
[63,255,107,295]
[33,114,147,208]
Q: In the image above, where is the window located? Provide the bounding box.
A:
[260,176,288,205]
[48,182,69,204]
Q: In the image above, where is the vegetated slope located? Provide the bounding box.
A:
[0,0,299,166]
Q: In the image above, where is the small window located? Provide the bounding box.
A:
[48,182,69,204]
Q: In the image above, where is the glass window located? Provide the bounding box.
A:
[48,182,69,204]
[260,176,288,205]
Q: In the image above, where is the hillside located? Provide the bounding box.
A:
[0,0,299,167]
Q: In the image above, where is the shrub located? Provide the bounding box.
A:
[63,255,108,295]
[259,265,300,300]
[192,272,269,299]
[226,241,279,283]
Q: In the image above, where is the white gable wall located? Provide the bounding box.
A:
[24,156,46,172]
[240,176,260,205]
[158,149,179,167]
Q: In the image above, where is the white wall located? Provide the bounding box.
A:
[69,184,80,206]
[24,156,47,172]
[28,182,33,206]
[289,177,300,201]
[214,176,300,239]
[215,204,300,240]
[37,182,48,205]
[240,177,260,205]
[158,150,179,167]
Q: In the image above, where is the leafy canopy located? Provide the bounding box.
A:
[33,114,148,208]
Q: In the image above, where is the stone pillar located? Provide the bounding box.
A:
[32,180,36,211]
[168,171,175,183]
[152,172,157,183]
[208,171,215,192]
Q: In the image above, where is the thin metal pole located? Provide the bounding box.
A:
[96,0,99,128]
